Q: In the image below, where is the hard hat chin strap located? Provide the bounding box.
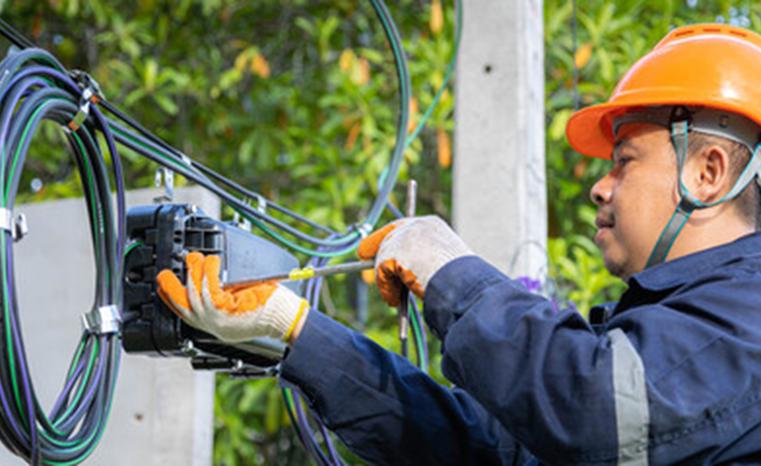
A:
[645,119,761,268]
[645,121,697,268]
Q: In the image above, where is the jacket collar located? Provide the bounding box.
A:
[596,231,761,321]
[628,231,761,292]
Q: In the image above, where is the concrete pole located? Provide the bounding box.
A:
[454,0,547,279]
[3,187,215,466]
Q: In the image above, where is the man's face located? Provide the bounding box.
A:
[590,123,679,279]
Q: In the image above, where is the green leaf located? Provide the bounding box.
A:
[153,94,178,115]
[549,109,573,141]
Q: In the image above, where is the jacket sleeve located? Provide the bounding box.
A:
[426,255,761,465]
[425,256,623,465]
[279,310,533,466]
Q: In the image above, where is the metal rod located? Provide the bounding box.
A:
[222,260,374,293]
[399,180,417,357]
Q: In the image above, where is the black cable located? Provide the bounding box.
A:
[0,17,33,50]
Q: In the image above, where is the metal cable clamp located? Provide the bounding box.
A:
[0,207,28,242]
[82,305,121,335]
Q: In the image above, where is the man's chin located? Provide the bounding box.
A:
[601,252,628,280]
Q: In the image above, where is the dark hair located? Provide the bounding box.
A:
[686,133,761,229]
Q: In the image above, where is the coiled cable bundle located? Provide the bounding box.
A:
[0,47,125,465]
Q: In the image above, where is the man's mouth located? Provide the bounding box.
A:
[594,214,614,244]
[595,216,614,230]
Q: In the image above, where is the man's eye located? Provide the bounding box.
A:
[616,157,631,167]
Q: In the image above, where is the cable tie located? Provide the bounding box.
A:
[181,154,192,166]
[82,305,121,335]
[66,87,95,132]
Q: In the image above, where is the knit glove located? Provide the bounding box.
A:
[156,252,308,343]
[358,216,473,306]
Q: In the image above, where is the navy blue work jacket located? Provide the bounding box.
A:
[280,232,761,465]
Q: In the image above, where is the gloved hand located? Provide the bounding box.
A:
[358,216,473,306]
[156,252,309,343]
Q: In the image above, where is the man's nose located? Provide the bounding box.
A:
[590,173,613,206]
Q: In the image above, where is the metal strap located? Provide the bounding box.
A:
[254,194,267,215]
[153,167,175,203]
[0,209,28,242]
[82,305,121,335]
[353,222,373,238]
[0,207,11,233]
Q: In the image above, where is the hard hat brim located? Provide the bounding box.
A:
[565,102,620,160]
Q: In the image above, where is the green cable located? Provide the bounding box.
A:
[42,342,105,456]
[45,342,121,465]
[408,303,426,373]
[123,241,143,257]
[5,100,53,200]
[365,0,410,228]
[283,388,296,414]
[236,208,359,258]
[89,340,120,456]
[66,339,87,380]
[0,232,29,429]
[54,337,99,429]
[377,0,461,213]
[70,131,105,283]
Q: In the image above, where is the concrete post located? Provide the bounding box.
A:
[453,0,547,279]
[3,186,216,465]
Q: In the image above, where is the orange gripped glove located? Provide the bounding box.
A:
[358,216,474,307]
[157,252,308,343]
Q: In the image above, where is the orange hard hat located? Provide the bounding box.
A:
[566,23,761,159]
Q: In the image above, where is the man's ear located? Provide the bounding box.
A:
[684,144,731,204]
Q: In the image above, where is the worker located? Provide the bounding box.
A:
[157,23,761,464]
